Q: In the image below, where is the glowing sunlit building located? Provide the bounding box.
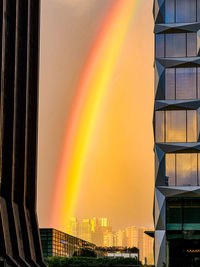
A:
[154,0,200,266]
[66,217,79,237]
[40,228,96,260]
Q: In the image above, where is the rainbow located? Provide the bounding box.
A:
[51,0,142,231]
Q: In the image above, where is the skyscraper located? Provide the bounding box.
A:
[0,1,45,266]
[154,0,200,266]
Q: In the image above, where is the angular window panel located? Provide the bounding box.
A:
[176,68,196,99]
[166,110,186,142]
[155,34,164,58]
[155,111,165,142]
[187,110,197,142]
[166,154,176,186]
[165,69,175,99]
[166,33,186,57]
[176,0,196,23]
[165,0,175,23]
[176,154,197,186]
[187,33,197,57]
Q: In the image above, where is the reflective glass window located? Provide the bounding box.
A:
[176,68,196,99]
[155,34,164,58]
[167,199,182,230]
[155,111,165,142]
[165,0,175,23]
[187,33,197,56]
[166,110,186,142]
[187,110,197,142]
[166,33,186,57]
[183,199,200,230]
[166,154,176,186]
[165,69,175,99]
[176,154,197,186]
[176,0,196,23]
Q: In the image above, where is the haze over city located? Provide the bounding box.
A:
[38,0,154,232]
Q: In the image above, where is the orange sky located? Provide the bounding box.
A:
[38,0,154,231]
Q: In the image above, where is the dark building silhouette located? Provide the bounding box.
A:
[154,0,200,266]
[0,1,45,266]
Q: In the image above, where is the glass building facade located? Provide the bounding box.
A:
[154,0,200,266]
[40,228,96,261]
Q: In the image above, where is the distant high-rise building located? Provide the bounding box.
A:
[79,219,92,243]
[66,217,79,237]
[103,231,114,247]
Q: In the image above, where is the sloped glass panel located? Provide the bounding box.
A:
[165,69,175,99]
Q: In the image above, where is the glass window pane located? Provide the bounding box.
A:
[166,154,175,186]
[166,110,186,142]
[165,0,175,23]
[176,68,196,99]
[167,199,182,230]
[166,34,186,57]
[187,33,197,57]
[176,153,197,186]
[165,68,175,99]
[176,0,196,23]
[183,199,200,230]
[155,111,165,142]
[156,34,164,58]
[187,110,197,142]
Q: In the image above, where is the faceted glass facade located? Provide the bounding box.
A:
[40,228,96,261]
[154,0,200,266]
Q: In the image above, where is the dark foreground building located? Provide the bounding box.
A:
[154,0,200,266]
[40,228,96,260]
[0,1,45,266]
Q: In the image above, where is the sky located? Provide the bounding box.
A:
[38,0,154,232]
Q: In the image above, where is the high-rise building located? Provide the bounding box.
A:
[0,1,45,266]
[66,217,79,238]
[79,219,92,243]
[154,0,200,266]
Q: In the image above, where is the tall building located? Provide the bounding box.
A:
[79,219,92,243]
[0,1,45,266]
[66,217,79,238]
[154,0,200,266]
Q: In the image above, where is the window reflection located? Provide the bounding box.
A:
[165,0,197,23]
[165,153,200,186]
[155,110,198,143]
[166,34,186,57]
[156,33,197,58]
[165,68,199,100]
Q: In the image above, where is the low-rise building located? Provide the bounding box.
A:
[40,228,96,260]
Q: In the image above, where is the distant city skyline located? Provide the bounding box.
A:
[66,216,154,265]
